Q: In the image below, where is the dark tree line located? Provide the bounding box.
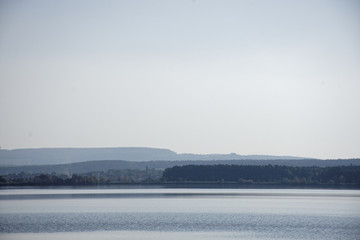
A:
[0,173,102,186]
[0,168,163,186]
[162,165,360,185]
[2,164,359,186]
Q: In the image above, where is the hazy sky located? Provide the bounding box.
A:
[0,0,359,159]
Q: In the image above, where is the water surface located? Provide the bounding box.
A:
[0,188,359,240]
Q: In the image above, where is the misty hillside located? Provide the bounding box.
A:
[0,147,307,166]
[1,159,360,175]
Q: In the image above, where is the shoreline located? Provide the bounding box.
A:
[1,182,359,190]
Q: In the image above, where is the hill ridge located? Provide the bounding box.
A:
[0,147,308,166]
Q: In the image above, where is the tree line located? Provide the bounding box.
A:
[2,164,359,186]
[0,168,163,186]
[162,164,360,185]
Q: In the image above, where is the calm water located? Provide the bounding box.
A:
[0,188,359,240]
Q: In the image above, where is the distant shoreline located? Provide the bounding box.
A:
[1,182,359,190]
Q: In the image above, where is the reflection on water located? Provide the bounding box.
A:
[0,231,267,240]
[0,188,359,240]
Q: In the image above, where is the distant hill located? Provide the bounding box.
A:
[1,159,359,175]
[0,147,307,166]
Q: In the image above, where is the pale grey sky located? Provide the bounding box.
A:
[0,0,359,159]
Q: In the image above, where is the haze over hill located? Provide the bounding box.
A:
[0,147,308,166]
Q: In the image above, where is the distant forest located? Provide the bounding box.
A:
[0,169,163,186]
[1,164,360,187]
[162,165,360,186]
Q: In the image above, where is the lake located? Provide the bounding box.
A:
[0,187,359,240]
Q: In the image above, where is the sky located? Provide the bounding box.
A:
[0,0,359,159]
